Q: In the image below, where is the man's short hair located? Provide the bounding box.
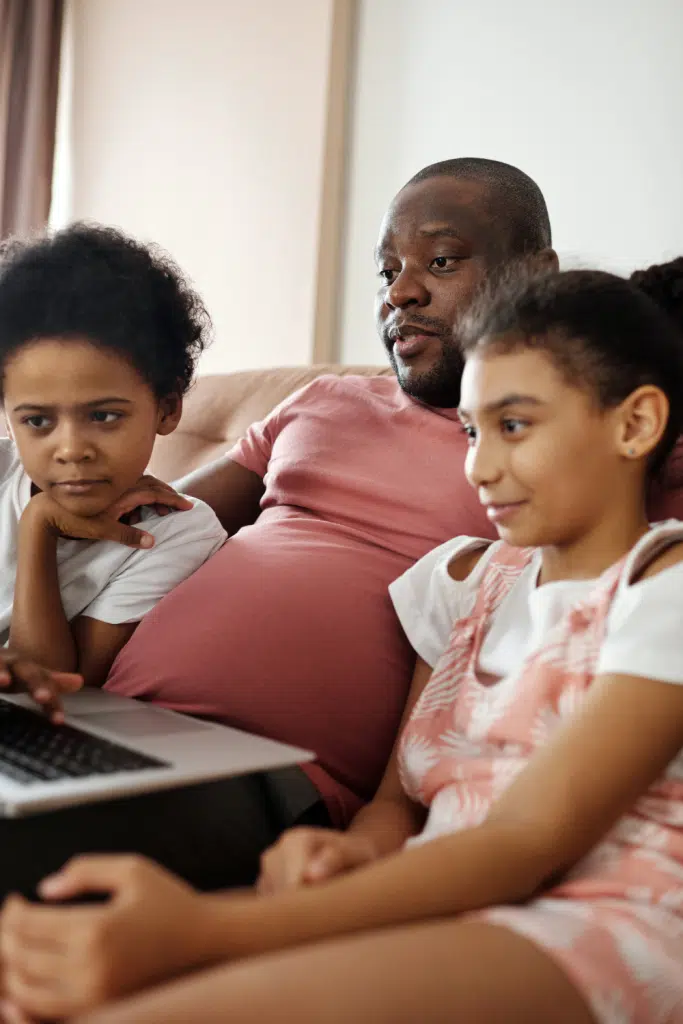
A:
[408,157,552,256]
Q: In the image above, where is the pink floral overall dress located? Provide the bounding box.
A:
[399,528,683,1024]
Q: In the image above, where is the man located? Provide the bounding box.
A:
[0,158,559,894]
[109,161,558,818]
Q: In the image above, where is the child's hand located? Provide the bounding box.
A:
[107,475,193,524]
[22,492,156,549]
[257,826,379,894]
[0,856,209,1021]
[0,649,82,723]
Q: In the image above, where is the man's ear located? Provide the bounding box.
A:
[533,248,559,272]
[156,392,183,436]
[615,385,669,462]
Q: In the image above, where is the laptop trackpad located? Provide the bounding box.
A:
[78,708,213,739]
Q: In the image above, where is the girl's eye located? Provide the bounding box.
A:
[23,415,51,430]
[430,256,460,273]
[461,423,477,444]
[501,418,528,436]
[91,411,121,424]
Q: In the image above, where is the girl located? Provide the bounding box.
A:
[0,224,225,716]
[4,259,683,1024]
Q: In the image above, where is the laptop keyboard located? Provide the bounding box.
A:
[0,699,170,785]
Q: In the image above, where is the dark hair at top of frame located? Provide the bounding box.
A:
[0,223,212,398]
[457,260,683,474]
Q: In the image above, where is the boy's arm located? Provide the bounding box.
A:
[11,498,77,673]
[10,493,153,699]
[6,663,683,1024]
[70,618,138,688]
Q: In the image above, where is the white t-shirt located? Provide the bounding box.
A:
[0,438,227,645]
[390,524,683,686]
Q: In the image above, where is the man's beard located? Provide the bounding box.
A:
[389,338,465,408]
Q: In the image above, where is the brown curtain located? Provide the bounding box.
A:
[0,0,63,239]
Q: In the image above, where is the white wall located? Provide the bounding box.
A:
[340,0,683,364]
[61,0,333,374]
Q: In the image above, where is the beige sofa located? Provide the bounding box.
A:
[0,365,390,479]
[149,365,390,482]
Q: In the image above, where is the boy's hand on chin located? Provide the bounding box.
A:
[0,650,82,724]
[21,492,156,550]
[0,856,209,1022]
[107,475,193,525]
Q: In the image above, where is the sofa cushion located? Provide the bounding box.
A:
[148,365,390,482]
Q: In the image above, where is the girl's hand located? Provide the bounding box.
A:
[0,649,82,723]
[21,491,156,550]
[257,826,379,894]
[107,475,193,524]
[0,856,209,1021]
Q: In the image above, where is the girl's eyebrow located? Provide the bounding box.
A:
[12,397,133,412]
[458,394,545,418]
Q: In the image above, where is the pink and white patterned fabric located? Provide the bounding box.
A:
[399,526,683,1024]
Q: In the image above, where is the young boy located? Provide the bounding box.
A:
[0,224,226,716]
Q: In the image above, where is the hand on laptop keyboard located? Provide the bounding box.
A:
[0,649,83,724]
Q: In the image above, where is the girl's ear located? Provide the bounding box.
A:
[615,385,669,462]
[156,392,183,436]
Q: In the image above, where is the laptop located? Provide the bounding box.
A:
[0,688,314,818]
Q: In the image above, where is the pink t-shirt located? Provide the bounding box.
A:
[105,376,494,825]
[105,374,683,826]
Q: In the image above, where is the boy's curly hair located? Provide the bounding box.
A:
[0,223,212,397]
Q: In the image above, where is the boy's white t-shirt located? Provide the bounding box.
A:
[0,438,227,645]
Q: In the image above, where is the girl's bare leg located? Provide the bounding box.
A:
[76,919,596,1024]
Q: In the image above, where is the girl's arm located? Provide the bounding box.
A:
[202,662,683,959]
[6,548,683,1018]
[260,546,488,891]
[340,543,491,854]
[6,655,683,1023]
[344,654,431,852]
[258,657,431,892]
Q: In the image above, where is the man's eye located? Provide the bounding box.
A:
[430,256,460,272]
[91,411,121,424]
[378,268,397,283]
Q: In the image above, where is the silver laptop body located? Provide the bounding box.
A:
[0,688,313,817]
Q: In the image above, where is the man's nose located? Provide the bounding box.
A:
[385,267,429,309]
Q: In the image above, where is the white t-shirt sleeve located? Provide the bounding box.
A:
[389,536,490,667]
[597,557,683,684]
[81,498,226,625]
[602,552,683,688]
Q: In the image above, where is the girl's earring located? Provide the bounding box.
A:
[628,447,636,457]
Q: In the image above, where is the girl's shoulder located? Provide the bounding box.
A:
[389,536,526,669]
[598,522,683,687]
[396,535,493,595]
[621,520,683,587]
